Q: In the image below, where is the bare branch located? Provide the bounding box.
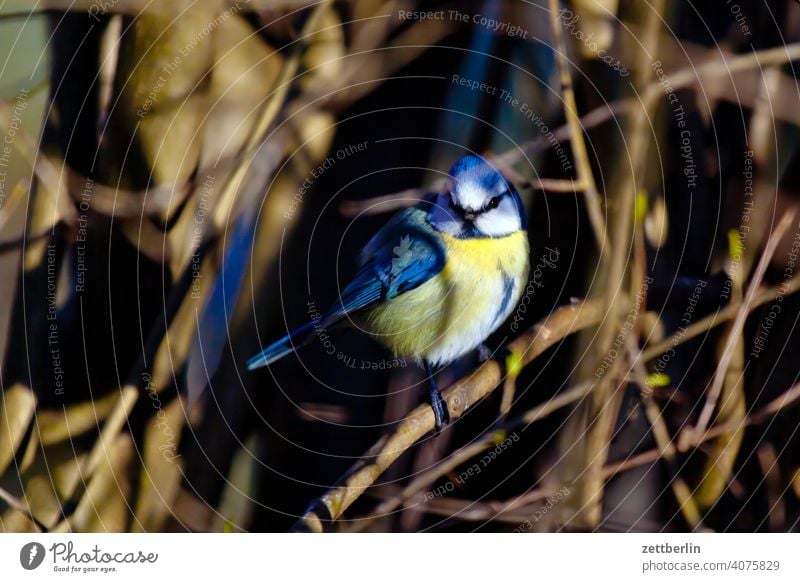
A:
[292,298,605,532]
[688,208,796,443]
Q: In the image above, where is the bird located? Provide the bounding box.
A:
[247,154,530,432]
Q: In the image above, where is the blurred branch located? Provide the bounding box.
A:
[29,0,364,531]
[292,298,605,532]
[405,489,553,525]
[0,485,46,531]
[547,0,608,258]
[555,0,665,530]
[282,10,457,121]
[0,228,49,254]
[642,42,800,106]
[63,165,192,220]
[0,180,27,233]
[212,0,331,223]
[340,40,800,223]
[756,443,785,531]
[0,98,76,227]
[339,177,584,217]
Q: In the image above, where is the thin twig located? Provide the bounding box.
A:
[341,41,800,220]
[641,42,800,106]
[689,209,796,443]
[626,339,704,529]
[642,271,800,363]
[344,438,494,532]
[346,380,594,532]
[608,381,800,476]
[0,486,46,532]
[411,379,800,527]
[547,0,609,258]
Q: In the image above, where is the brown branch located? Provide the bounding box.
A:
[553,0,665,531]
[340,40,800,224]
[0,485,46,532]
[343,437,493,532]
[689,209,796,443]
[63,164,193,220]
[404,491,549,524]
[345,380,594,532]
[0,179,27,233]
[642,271,800,363]
[607,381,800,478]
[407,380,800,528]
[291,298,605,532]
[546,0,609,258]
[0,93,76,227]
[626,338,704,529]
[0,228,50,254]
[641,42,800,106]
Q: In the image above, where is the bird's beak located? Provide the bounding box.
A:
[463,211,477,222]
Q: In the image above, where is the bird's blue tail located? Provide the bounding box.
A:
[247,320,317,370]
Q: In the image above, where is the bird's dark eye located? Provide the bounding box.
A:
[487,196,501,210]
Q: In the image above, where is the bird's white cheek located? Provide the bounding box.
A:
[476,210,520,237]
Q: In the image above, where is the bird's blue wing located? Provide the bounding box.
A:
[327,205,445,319]
[247,205,444,370]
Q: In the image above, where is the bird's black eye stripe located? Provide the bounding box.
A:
[487,196,502,210]
[449,196,465,216]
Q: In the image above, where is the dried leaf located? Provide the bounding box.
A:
[1,508,38,533]
[172,487,214,531]
[645,195,669,249]
[25,475,62,528]
[66,433,134,532]
[132,397,184,532]
[571,0,620,55]
[58,386,137,501]
[212,433,258,532]
[37,391,118,446]
[0,384,36,475]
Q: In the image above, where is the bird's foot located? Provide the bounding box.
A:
[424,361,450,434]
[429,386,451,434]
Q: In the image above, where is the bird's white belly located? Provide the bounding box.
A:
[423,274,519,365]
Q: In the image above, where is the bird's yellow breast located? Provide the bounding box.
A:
[363,230,529,365]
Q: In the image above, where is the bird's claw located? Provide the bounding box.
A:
[430,387,450,434]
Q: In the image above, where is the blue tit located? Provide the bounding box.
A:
[248,154,529,432]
